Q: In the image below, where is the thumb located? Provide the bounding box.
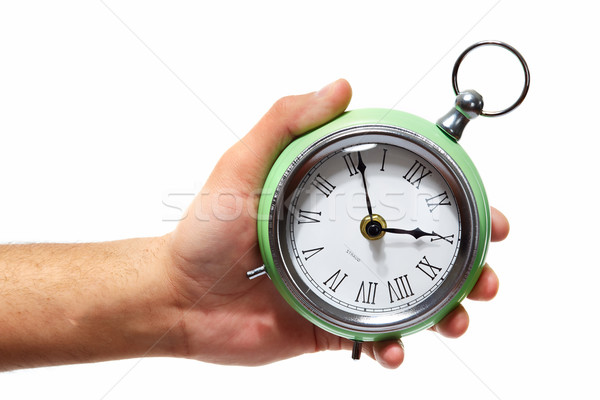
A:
[208,79,352,192]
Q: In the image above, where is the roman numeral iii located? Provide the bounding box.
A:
[403,160,432,189]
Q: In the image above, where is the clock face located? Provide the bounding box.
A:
[271,128,478,333]
[287,143,460,315]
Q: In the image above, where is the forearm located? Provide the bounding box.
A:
[0,236,184,371]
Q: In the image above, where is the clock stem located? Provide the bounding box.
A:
[351,341,363,360]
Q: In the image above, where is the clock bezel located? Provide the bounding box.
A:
[268,125,480,336]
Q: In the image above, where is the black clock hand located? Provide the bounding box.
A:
[356,151,374,221]
[381,227,454,241]
[381,227,435,239]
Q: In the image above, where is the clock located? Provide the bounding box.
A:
[248,41,530,359]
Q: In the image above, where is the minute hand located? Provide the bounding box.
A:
[356,151,374,221]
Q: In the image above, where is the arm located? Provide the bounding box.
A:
[0,237,184,371]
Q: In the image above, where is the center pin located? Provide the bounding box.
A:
[360,214,387,240]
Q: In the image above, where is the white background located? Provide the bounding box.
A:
[0,1,597,399]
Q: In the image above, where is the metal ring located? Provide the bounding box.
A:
[452,40,530,117]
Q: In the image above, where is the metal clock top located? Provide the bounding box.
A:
[451,40,531,117]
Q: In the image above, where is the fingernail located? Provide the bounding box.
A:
[315,80,338,97]
[398,338,404,349]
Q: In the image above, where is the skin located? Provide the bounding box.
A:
[0,79,508,371]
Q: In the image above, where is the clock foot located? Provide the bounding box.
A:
[351,341,362,360]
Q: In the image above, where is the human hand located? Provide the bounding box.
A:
[165,79,509,368]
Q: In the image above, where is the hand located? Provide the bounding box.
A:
[356,151,374,221]
[381,226,453,242]
[166,80,509,368]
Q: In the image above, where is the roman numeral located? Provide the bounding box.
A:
[380,148,388,171]
[302,247,324,261]
[387,274,414,302]
[415,256,442,280]
[431,232,454,244]
[403,160,432,189]
[323,269,348,292]
[355,281,378,304]
[297,209,321,224]
[311,174,336,197]
[426,191,451,212]
[342,153,358,176]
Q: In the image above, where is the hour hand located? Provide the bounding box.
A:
[381,226,433,239]
[381,227,455,243]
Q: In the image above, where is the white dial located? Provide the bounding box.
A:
[285,142,460,317]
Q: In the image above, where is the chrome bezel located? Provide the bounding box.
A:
[268,125,479,334]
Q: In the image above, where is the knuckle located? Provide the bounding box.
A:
[271,95,295,117]
[271,96,292,116]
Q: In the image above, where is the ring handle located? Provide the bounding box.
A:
[452,40,530,117]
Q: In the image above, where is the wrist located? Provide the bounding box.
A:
[125,234,189,359]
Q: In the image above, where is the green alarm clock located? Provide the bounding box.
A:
[247,41,530,360]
